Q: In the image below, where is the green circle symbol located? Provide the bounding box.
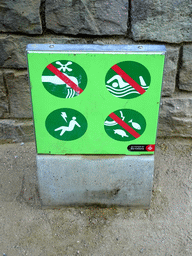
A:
[46,108,87,141]
[105,61,151,99]
[104,109,146,141]
[42,60,87,98]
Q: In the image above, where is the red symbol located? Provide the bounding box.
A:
[109,112,141,138]
[146,145,155,151]
[46,63,83,94]
[111,64,146,95]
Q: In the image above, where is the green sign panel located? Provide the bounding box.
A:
[27,44,165,155]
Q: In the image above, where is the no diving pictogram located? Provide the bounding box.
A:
[42,60,87,98]
[104,109,146,141]
[105,61,151,99]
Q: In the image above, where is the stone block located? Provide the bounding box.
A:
[0,0,42,34]
[0,71,9,118]
[158,98,192,137]
[45,0,128,35]
[4,71,32,118]
[162,46,180,97]
[131,0,192,43]
[0,35,88,69]
[37,154,154,207]
[0,119,34,143]
[179,45,192,92]
[93,37,134,45]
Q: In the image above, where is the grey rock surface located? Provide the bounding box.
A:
[0,71,9,118]
[131,0,192,43]
[158,97,192,137]
[162,46,180,97]
[4,71,32,118]
[0,119,34,143]
[0,0,42,34]
[45,0,128,35]
[0,35,88,68]
[93,37,134,45]
[179,45,192,92]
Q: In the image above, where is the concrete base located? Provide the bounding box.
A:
[36,155,154,208]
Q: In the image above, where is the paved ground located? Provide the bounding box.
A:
[0,138,191,256]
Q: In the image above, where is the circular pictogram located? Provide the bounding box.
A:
[46,108,87,141]
[42,60,87,98]
[104,109,146,141]
[105,61,151,99]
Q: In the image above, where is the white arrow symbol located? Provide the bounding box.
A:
[61,112,67,122]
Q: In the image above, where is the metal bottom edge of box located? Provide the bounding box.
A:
[36,155,154,208]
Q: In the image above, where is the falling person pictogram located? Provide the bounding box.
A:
[55,113,81,136]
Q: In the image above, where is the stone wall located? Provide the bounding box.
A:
[0,0,192,143]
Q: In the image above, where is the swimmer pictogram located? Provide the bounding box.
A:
[105,61,151,99]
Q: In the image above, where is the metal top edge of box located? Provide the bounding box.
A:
[26,44,166,53]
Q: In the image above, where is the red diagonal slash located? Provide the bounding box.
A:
[109,112,141,138]
[111,64,146,95]
[46,64,83,94]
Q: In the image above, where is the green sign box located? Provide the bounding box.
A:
[27,44,165,155]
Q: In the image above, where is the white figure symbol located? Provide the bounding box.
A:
[104,111,125,126]
[107,75,147,88]
[107,75,129,88]
[106,73,148,98]
[128,119,141,130]
[55,115,81,136]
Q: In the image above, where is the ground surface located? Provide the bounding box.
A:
[0,138,192,256]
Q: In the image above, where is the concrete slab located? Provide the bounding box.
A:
[36,155,154,207]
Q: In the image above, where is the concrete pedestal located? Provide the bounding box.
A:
[36,155,154,208]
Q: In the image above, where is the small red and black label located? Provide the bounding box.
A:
[128,144,155,152]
